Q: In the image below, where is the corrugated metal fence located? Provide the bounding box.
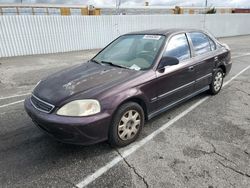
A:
[0,14,250,57]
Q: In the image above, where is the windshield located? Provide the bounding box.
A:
[93,34,165,70]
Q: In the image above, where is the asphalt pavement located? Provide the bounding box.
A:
[0,35,250,188]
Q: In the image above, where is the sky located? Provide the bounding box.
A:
[0,0,250,8]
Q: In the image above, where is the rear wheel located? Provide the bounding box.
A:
[209,68,224,95]
[108,102,144,147]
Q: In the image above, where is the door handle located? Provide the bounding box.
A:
[214,56,218,61]
[188,66,194,71]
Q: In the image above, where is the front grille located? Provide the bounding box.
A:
[30,94,55,113]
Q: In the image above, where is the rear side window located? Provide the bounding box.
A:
[207,36,216,51]
[188,32,211,55]
[164,33,191,61]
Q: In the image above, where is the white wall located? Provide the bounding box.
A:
[0,14,250,57]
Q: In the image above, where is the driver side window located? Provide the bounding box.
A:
[164,34,191,61]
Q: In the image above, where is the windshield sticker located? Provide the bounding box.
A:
[143,35,162,40]
[130,64,141,71]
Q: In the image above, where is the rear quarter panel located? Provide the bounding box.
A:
[215,46,231,75]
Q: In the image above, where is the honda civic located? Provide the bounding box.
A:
[24,29,232,147]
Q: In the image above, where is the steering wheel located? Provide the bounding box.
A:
[137,51,155,63]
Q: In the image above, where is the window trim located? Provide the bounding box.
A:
[153,30,219,71]
[206,35,217,51]
[186,32,212,57]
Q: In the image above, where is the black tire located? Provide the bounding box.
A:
[108,102,145,147]
[209,68,224,95]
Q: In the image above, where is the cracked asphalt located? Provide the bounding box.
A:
[0,35,250,188]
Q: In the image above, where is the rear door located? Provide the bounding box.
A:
[186,32,217,90]
[153,33,196,113]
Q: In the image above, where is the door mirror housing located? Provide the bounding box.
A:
[158,56,179,70]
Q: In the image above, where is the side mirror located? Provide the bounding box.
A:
[158,56,179,70]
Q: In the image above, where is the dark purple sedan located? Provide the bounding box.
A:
[24,29,231,147]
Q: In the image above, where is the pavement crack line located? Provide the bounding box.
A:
[231,86,250,96]
[54,175,78,188]
[244,150,250,156]
[208,142,238,166]
[217,160,250,178]
[233,79,250,84]
[204,142,250,178]
[193,141,237,165]
[115,148,149,188]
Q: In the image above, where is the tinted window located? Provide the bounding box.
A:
[188,32,211,55]
[164,34,190,61]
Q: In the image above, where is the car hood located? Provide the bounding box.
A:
[33,62,140,105]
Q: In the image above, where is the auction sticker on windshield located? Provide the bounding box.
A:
[143,35,162,40]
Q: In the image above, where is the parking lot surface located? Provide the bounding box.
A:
[0,35,250,188]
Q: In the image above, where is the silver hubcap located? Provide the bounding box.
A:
[214,72,223,92]
[118,110,141,141]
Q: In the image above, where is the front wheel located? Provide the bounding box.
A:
[209,68,224,95]
[108,102,144,147]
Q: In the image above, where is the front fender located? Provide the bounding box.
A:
[101,87,149,117]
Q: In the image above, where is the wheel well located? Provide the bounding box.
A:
[117,97,148,120]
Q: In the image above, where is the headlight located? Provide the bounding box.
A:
[57,100,101,116]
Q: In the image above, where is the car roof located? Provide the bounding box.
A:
[126,28,205,36]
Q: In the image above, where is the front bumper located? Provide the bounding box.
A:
[24,97,111,145]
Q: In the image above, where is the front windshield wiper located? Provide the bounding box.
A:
[101,61,129,69]
[91,59,102,65]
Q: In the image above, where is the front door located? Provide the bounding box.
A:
[153,33,196,114]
